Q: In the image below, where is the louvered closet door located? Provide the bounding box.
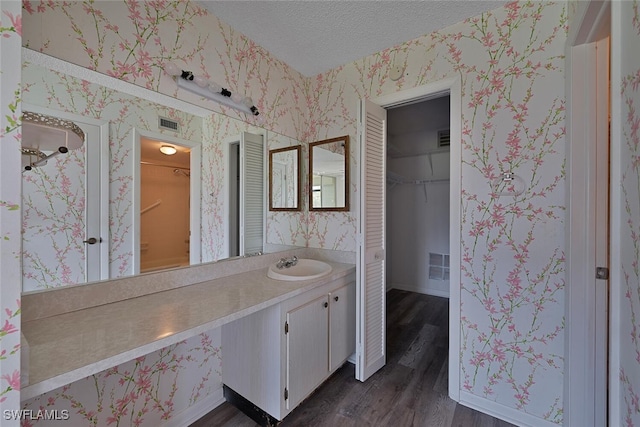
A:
[356,99,387,381]
[240,132,264,255]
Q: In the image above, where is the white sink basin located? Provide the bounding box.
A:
[267,259,332,281]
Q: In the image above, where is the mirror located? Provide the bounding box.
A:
[269,145,301,211]
[21,59,306,292]
[309,136,350,211]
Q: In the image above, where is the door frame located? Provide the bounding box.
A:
[361,76,462,399]
[564,1,611,425]
[223,131,267,259]
[22,103,110,282]
[132,128,202,273]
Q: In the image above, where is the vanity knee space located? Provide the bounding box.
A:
[221,274,356,421]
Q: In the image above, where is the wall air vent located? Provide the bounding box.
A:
[158,117,180,132]
[437,129,450,147]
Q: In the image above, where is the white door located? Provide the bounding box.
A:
[239,132,264,255]
[594,36,610,426]
[356,99,387,381]
[286,295,330,410]
[22,112,107,290]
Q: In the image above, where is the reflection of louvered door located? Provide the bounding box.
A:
[240,132,264,255]
[356,99,387,381]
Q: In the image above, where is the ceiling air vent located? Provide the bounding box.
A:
[437,129,450,148]
[158,117,180,132]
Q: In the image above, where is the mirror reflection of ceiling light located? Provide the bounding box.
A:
[159,145,177,155]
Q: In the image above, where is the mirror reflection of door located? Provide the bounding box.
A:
[139,137,191,273]
[228,132,264,258]
[21,108,108,291]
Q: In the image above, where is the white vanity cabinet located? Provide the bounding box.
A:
[222,273,356,421]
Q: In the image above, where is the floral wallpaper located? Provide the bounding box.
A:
[21,0,307,143]
[21,63,203,290]
[309,1,567,423]
[617,1,640,426]
[21,330,222,427]
[266,132,307,248]
[0,2,23,426]
[10,0,623,426]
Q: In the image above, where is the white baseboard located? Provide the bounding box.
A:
[459,391,559,427]
[390,282,450,298]
[163,388,225,427]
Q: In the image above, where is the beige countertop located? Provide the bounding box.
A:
[21,261,355,400]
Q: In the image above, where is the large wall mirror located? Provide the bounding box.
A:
[309,136,349,211]
[269,145,301,211]
[20,56,307,293]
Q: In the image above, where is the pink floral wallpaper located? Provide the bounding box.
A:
[21,0,307,142]
[21,331,222,426]
[309,1,567,423]
[0,2,23,425]
[21,63,203,290]
[617,1,640,425]
[3,1,584,425]
[266,132,307,249]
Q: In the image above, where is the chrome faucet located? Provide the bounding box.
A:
[276,255,298,269]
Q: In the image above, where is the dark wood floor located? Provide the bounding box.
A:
[191,289,514,427]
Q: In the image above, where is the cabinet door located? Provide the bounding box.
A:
[286,294,329,410]
[329,282,356,371]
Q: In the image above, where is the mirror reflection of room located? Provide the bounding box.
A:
[309,136,349,211]
[269,145,301,211]
[139,137,191,273]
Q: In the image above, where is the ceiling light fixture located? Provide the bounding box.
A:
[159,145,177,155]
[163,62,262,120]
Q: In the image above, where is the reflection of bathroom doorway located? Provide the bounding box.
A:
[133,130,201,274]
[140,137,190,272]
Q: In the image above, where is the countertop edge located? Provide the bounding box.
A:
[21,263,356,401]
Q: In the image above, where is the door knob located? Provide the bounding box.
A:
[83,237,101,245]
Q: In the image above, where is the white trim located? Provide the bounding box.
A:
[161,388,224,427]
[225,136,240,260]
[459,391,558,427]
[23,48,212,118]
[609,1,623,425]
[564,1,611,425]
[132,129,202,274]
[370,76,462,401]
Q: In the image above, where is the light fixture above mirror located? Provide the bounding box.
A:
[309,135,349,212]
[163,62,262,120]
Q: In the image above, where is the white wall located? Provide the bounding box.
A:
[387,150,450,297]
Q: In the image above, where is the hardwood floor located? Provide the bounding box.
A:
[191,289,515,427]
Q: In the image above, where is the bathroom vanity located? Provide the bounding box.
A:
[222,273,356,423]
[20,250,356,406]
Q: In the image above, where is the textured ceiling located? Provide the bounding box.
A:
[200,0,507,76]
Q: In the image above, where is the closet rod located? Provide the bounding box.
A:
[140,161,190,170]
[406,178,449,185]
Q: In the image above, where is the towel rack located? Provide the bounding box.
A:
[141,199,162,215]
